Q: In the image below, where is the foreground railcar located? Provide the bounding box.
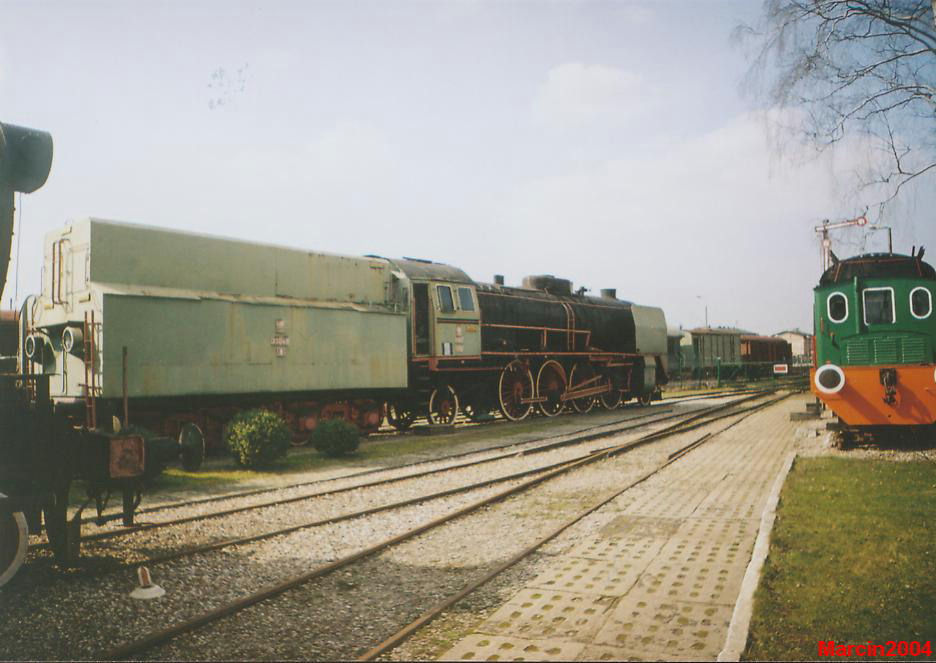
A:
[1,122,194,587]
[811,251,936,428]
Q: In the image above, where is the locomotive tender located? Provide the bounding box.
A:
[812,250,936,429]
[23,219,668,447]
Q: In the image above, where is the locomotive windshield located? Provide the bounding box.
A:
[437,285,455,313]
[457,287,475,311]
[863,288,895,325]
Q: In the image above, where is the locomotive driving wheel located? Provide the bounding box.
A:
[536,360,566,417]
[0,495,28,588]
[568,362,597,414]
[499,360,534,421]
[427,386,459,425]
[387,402,417,431]
[600,388,622,410]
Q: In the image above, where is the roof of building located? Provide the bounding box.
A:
[687,326,751,336]
[774,329,812,338]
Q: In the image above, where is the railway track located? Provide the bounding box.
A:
[94,390,789,660]
[77,387,771,529]
[26,391,767,580]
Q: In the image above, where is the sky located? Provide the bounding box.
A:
[2,0,934,333]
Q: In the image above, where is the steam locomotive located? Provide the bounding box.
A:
[22,219,668,447]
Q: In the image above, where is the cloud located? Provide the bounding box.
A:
[532,63,649,128]
[475,109,889,332]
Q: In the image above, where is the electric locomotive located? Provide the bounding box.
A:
[811,250,936,431]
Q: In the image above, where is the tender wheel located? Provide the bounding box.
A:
[0,494,28,588]
[600,388,623,410]
[569,362,597,414]
[387,402,416,431]
[179,422,206,470]
[499,360,534,421]
[428,386,459,425]
[536,360,567,417]
[638,392,653,406]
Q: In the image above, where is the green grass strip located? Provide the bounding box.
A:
[745,457,936,660]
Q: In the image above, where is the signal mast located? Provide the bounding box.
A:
[814,214,868,272]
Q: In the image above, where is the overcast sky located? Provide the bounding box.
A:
[2,0,933,333]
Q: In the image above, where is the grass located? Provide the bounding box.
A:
[745,457,936,661]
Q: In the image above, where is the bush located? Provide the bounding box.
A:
[226,409,291,468]
[311,419,360,458]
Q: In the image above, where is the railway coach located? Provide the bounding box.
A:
[21,220,668,447]
[812,250,936,431]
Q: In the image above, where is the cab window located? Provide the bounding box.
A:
[457,287,475,312]
[910,287,932,319]
[827,293,848,323]
[863,288,894,325]
[437,285,455,313]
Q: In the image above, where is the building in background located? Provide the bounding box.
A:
[774,329,814,366]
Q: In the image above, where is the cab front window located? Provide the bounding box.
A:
[863,287,895,325]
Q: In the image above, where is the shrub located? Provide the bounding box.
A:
[226,409,291,468]
[311,419,360,458]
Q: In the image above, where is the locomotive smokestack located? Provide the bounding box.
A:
[494,274,505,285]
[600,288,617,299]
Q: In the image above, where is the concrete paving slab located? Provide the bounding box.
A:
[590,593,734,657]
[527,555,644,597]
[578,643,715,662]
[439,395,807,662]
[480,588,617,642]
[442,633,587,661]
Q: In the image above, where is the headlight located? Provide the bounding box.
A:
[815,364,845,394]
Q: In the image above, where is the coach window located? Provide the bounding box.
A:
[910,287,932,319]
[863,287,895,325]
[437,285,455,313]
[827,292,848,323]
[457,287,475,312]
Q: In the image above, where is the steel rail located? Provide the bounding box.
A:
[82,391,774,574]
[81,385,770,528]
[75,405,675,529]
[59,404,723,547]
[99,390,785,660]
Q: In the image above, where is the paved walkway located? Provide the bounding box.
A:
[441,395,806,662]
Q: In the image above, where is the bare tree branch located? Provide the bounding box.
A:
[738,1,936,219]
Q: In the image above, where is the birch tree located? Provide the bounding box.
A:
[737,1,936,218]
